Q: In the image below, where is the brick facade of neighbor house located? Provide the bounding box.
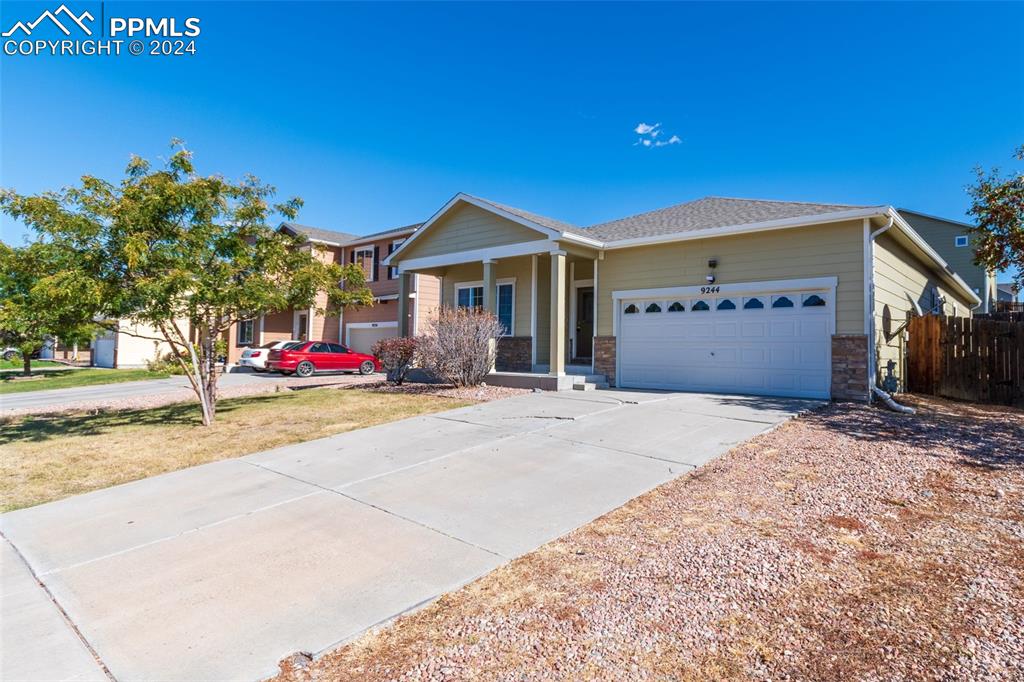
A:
[831,334,869,401]
[496,336,532,372]
[594,336,616,387]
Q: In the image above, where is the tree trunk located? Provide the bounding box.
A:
[196,323,219,426]
[22,353,31,377]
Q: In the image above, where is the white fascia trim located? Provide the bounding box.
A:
[385,193,561,265]
[888,209,982,306]
[347,321,398,329]
[395,240,557,272]
[560,231,604,248]
[602,207,889,250]
[454,277,517,289]
[611,276,839,301]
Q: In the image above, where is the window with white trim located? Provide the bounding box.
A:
[954,235,969,247]
[353,247,374,281]
[456,282,515,335]
[237,319,254,346]
[456,285,483,310]
[497,283,514,335]
[387,240,403,279]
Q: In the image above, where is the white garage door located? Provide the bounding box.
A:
[618,284,834,399]
[347,323,398,355]
[93,336,115,368]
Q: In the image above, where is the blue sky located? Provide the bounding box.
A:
[2,1,1022,277]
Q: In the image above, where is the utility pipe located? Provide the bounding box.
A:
[872,385,916,414]
[865,214,895,402]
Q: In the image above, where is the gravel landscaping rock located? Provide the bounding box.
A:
[272,395,1024,682]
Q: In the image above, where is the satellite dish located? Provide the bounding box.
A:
[906,292,923,316]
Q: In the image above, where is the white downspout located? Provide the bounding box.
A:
[866,213,895,401]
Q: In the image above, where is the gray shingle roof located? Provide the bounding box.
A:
[469,195,587,236]
[348,223,423,242]
[585,197,872,241]
[279,222,360,245]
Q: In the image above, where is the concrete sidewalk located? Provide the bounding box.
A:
[0,390,817,681]
[0,373,275,412]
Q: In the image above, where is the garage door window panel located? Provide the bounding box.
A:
[802,294,826,307]
[743,297,765,310]
[717,299,737,311]
[691,300,710,311]
[624,303,640,314]
[645,302,662,313]
[771,295,795,309]
[668,301,685,312]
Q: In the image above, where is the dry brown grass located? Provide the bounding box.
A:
[0,388,470,512]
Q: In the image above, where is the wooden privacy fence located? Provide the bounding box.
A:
[907,315,1024,405]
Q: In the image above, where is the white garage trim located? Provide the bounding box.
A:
[613,277,838,397]
[612,277,838,302]
[345,321,398,347]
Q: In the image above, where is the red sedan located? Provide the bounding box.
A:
[266,341,380,377]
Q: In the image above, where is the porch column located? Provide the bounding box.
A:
[530,254,538,369]
[549,251,567,376]
[483,260,497,372]
[397,273,411,337]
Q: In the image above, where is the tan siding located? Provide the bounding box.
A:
[414,274,441,332]
[344,302,397,325]
[900,213,987,302]
[872,232,972,385]
[262,309,294,344]
[398,203,547,260]
[596,220,867,336]
[115,319,177,367]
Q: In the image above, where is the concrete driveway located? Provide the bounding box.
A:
[1,389,817,681]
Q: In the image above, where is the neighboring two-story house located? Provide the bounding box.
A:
[898,209,997,312]
[224,222,439,365]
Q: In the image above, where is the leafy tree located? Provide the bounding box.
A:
[0,241,101,375]
[1,141,372,424]
[967,144,1024,288]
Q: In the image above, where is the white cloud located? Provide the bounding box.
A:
[652,134,682,147]
[634,123,682,149]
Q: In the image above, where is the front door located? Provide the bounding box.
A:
[297,313,308,341]
[575,287,594,360]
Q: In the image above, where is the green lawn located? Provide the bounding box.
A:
[0,359,61,370]
[0,367,171,394]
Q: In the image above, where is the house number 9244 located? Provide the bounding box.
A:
[700,285,721,294]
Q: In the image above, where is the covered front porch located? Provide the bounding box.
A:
[385,193,608,389]
[395,247,601,381]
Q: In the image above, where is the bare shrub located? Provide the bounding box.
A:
[417,307,502,387]
[372,336,417,385]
